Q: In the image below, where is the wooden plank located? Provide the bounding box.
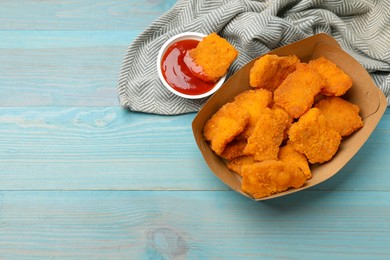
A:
[0,0,176,30]
[0,107,226,190]
[0,31,138,107]
[0,190,389,258]
[0,107,389,191]
[0,30,139,49]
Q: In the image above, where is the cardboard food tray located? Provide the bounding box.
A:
[192,33,387,201]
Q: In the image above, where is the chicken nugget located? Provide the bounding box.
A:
[233,89,272,138]
[288,108,342,164]
[204,102,249,155]
[243,108,287,161]
[309,57,352,96]
[249,54,300,91]
[188,32,238,82]
[315,96,363,137]
[220,139,248,161]
[279,143,311,179]
[241,160,307,199]
[271,104,293,140]
[274,63,324,118]
[227,155,256,176]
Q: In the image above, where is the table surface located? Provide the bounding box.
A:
[1,1,390,259]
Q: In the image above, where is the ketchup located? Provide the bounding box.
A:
[161,39,216,96]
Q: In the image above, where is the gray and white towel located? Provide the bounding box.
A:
[117,0,390,115]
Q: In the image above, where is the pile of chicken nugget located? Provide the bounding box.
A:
[203,54,364,199]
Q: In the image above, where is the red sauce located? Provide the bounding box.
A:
[161,39,216,96]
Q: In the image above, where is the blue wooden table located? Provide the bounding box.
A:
[1,1,389,259]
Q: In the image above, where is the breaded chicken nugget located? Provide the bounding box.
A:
[274,63,324,119]
[243,108,287,161]
[233,89,272,138]
[220,139,247,161]
[289,108,342,164]
[227,155,256,176]
[279,143,311,179]
[241,160,307,199]
[204,102,249,155]
[309,57,352,96]
[188,32,238,82]
[249,54,300,91]
[315,96,363,137]
[271,104,293,140]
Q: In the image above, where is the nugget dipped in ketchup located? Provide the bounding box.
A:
[184,33,238,83]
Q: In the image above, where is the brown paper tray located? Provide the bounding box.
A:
[192,33,387,201]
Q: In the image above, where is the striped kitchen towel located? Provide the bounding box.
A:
[117,0,390,115]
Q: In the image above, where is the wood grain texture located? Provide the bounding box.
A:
[0,107,225,190]
[0,190,389,259]
[0,31,138,106]
[0,0,177,30]
[1,0,390,258]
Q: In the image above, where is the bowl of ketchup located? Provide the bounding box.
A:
[157,32,227,99]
